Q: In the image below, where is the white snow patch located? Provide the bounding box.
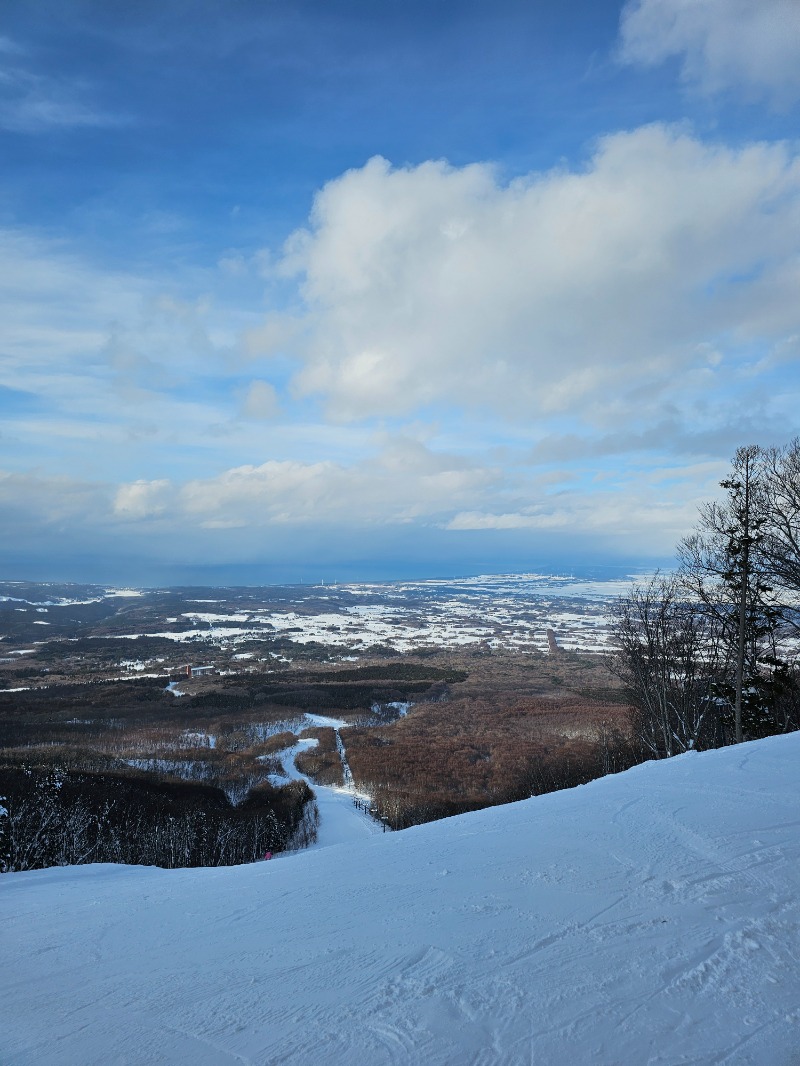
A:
[119,660,149,671]
[386,701,412,716]
[304,713,349,730]
[179,731,216,749]
[112,627,258,642]
[181,612,255,624]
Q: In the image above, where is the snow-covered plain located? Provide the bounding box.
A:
[3,732,799,1065]
[106,573,642,655]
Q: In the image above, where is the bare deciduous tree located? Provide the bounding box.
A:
[615,444,800,756]
[762,438,800,614]
[611,574,728,757]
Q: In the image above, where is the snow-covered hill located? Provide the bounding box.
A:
[3,734,799,1065]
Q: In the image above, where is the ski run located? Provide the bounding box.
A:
[270,714,384,850]
[2,732,799,1065]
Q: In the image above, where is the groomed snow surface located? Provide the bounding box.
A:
[268,718,384,850]
[3,734,800,1065]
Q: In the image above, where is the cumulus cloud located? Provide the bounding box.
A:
[277,128,800,423]
[1,439,729,565]
[176,437,499,528]
[5,111,799,573]
[101,439,728,559]
[618,0,800,102]
[447,512,560,531]
[242,312,305,359]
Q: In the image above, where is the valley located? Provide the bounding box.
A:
[0,574,636,868]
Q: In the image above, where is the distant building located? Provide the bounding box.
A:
[185,664,215,678]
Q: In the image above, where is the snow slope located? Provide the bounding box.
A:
[3,734,799,1065]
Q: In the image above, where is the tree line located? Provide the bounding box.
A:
[612,441,800,757]
[0,765,317,873]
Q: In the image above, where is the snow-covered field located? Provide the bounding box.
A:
[106,573,643,655]
[3,732,799,1065]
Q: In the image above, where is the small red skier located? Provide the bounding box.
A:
[263,851,272,861]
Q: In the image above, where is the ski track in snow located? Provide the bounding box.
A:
[2,733,800,1065]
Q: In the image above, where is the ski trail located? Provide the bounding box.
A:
[271,719,383,853]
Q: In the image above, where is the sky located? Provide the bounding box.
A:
[1,0,800,585]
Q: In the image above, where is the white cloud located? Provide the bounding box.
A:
[177,437,499,528]
[240,380,280,420]
[0,231,252,388]
[109,437,498,531]
[277,129,800,424]
[242,312,304,359]
[0,227,266,478]
[0,228,150,377]
[447,512,562,531]
[0,444,729,564]
[113,480,172,520]
[0,230,234,402]
[99,441,726,559]
[3,115,799,571]
[618,0,800,103]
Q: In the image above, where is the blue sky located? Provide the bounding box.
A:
[1,0,800,584]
